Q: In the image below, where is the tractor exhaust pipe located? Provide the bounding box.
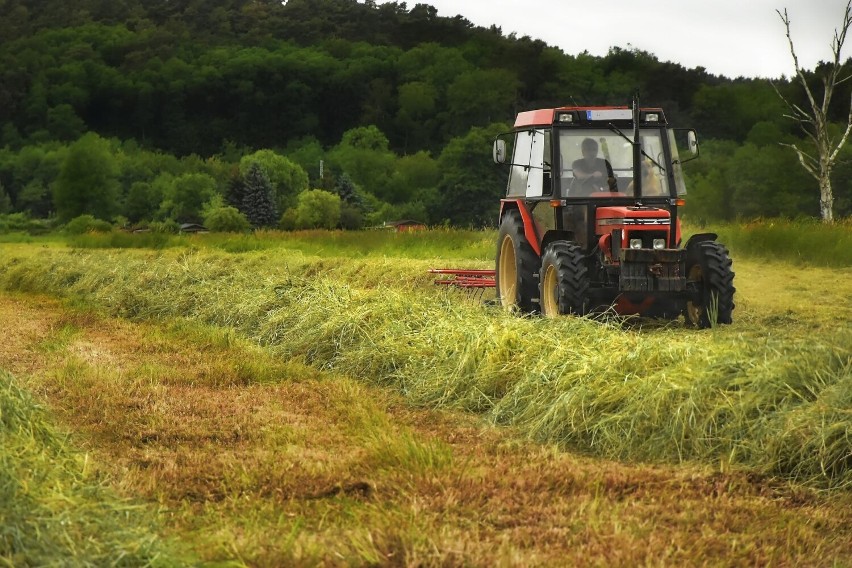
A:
[632,94,642,203]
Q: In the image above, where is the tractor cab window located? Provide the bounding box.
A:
[507,129,551,198]
[558,129,670,198]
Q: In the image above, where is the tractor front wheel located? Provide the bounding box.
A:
[496,209,539,312]
[539,241,589,317]
[685,241,735,328]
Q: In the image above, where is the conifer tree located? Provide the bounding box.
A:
[242,163,278,227]
[334,172,363,207]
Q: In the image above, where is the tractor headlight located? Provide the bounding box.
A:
[629,238,643,250]
[653,238,666,250]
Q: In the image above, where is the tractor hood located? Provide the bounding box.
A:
[595,206,670,231]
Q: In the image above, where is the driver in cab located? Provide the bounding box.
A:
[571,137,617,195]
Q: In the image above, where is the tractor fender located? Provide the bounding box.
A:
[500,199,542,256]
[684,232,718,263]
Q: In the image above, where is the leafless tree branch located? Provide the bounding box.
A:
[775,0,852,222]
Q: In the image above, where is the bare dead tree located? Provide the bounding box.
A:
[774,1,852,223]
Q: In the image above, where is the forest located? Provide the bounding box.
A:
[1,0,851,230]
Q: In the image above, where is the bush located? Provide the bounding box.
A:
[204,206,251,233]
[294,189,341,230]
[279,208,298,231]
[339,202,364,230]
[148,219,180,234]
[64,214,113,235]
[0,213,55,235]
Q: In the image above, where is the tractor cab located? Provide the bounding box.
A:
[491,102,735,327]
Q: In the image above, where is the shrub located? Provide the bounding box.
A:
[294,189,341,230]
[63,214,113,235]
[204,206,251,233]
[339,202,364,230]
[279,208,298,231]
[148,219,180,234]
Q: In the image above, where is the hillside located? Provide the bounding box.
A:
[0,0,851,226]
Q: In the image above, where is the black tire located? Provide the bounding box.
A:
[539,241,590,317]
[685,241,735,328]
[495,209,539,312]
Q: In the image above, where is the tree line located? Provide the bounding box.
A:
[0,0,850,230]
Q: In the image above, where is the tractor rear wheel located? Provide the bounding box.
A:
[539,241,589,317]
[685,241,735,328]
[496,209,539,312]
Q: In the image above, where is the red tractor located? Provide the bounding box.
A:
[434,100,734,328]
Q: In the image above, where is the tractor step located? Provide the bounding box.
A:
[428,268,496,288]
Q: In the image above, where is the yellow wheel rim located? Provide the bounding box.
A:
[498,234,517,309]
[541,264,559,317]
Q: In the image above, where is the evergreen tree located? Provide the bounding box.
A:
[242,163,278,227]
[334,172,363,207]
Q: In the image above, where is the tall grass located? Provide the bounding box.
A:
[1,246,849,489]
[58,228,497,260]
[0,370,186,566]
[703,218,852,267]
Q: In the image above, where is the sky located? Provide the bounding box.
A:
[375,0,850,79]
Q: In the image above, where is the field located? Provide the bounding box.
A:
[1,222,851,566]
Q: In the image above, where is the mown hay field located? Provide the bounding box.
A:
[1,225,850,487]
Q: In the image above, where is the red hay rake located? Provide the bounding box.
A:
[428,268,496,301]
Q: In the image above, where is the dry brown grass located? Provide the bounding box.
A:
[1,292,851,566]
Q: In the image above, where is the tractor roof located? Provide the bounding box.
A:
[514,106,666,128]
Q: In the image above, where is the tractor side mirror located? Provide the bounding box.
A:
[672,128,699,164]
[493,139,506,164]
[687,130,698,155]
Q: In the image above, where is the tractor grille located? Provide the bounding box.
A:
[619,249,686,292]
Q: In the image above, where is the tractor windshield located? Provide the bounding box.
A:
[557,129,670,198]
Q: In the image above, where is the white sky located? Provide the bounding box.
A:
[376,0,850,79]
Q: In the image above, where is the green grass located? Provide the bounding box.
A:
[3,291,851,565]
[59,228,498,260]
[701,217,852,267]
[1,243,849,490]
[0,370,188,566]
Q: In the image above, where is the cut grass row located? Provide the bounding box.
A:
[0,369,188,566]
[3,218,850,266]
[1,243,849,490]
[3,293,851,565]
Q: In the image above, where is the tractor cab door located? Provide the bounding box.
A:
[506,129,551,198]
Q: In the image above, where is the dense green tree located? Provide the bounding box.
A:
[328,125,396,200]
[445,69,519,133]
[432,123,510,226]
[124,181,159,223]
[239,149,309,212]
[225,169,246,210]
[160,172,217,223]
[16,181,52,217]
[46,104,86,141]
[293,189,341,229]
[389,151,439,204]
[53,133,118,221]
[284,136,325,185]
[0,183,13,214]
[241,163,278,227]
